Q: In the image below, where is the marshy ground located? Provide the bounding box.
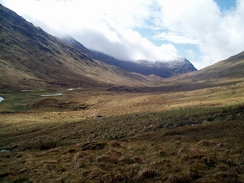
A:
[0,82,244,182]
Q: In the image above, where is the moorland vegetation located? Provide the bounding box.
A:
[0,81,244,182]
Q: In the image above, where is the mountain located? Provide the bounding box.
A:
[60,36,197,78]
[194,51,244,80]
[110,59,197,78]
[0,4,155,90]
[156,50,244,92]
[177,50,244,82]
[60,35,92,56]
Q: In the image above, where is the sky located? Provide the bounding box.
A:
[0,0,243,69]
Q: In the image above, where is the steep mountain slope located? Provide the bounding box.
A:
[176,51,244,82]
[0,4,155,90]
[195,51,244,79]
[60,36,197,78]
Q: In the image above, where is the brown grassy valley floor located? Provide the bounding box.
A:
[0,82,244,182]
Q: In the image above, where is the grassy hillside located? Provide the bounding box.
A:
[206,51,244,78]
[0,4,156,90]
[176,51,244,81]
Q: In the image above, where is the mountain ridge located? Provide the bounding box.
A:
[59,36,197,78]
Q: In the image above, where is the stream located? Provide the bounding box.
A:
[0,96,4,103]
[40,93,62,97]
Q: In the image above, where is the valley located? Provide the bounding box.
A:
[0,3,244,182]
[0,81,244,182]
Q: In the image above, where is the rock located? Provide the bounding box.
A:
[96,114,103,118]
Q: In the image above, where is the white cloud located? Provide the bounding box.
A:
[153,0,244,68]
[73,26,178,61]
[153,32,199,44]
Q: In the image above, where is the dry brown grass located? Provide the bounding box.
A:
[0,82,244,182]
